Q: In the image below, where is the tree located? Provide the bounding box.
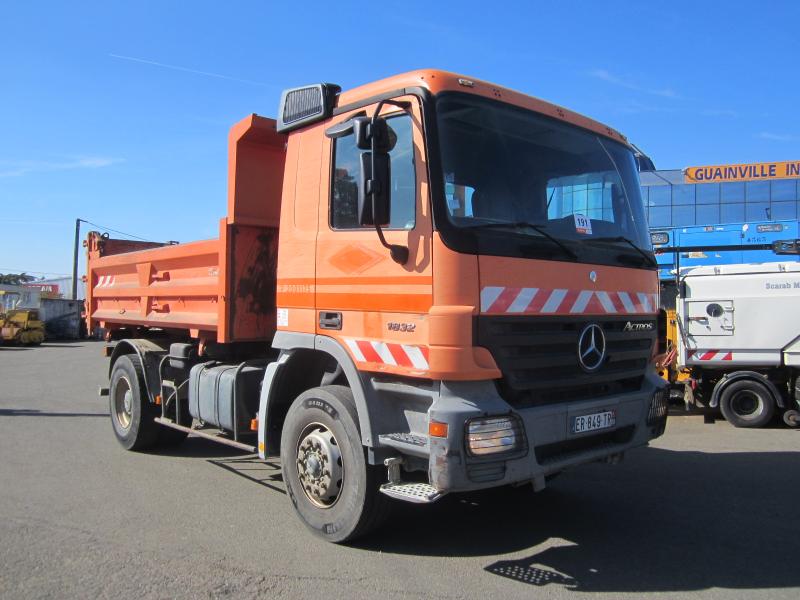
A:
[0,273,36,286]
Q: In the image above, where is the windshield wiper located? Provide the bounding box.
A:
[590,236,657,267]
[464,221,578,260]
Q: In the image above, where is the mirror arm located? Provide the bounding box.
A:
[370,99,411,265]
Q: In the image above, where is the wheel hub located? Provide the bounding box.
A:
[296,425,343,508]
[732,391,759,416]
[305,454,322,479]
[113,377,133,430]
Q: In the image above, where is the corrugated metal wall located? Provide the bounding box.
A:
[39,298,83,339]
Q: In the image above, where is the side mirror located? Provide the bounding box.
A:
[358,151,391,226]
[353,117,396,152]
[326,115,399,151]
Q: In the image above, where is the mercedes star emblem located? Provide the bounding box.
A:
[578,323,606,372]
[589,271,597,282]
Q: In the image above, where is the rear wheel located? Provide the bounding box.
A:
[783,409,800,428]
[109,354,160,450]
[719,379,776,428]
[280,385,389,543]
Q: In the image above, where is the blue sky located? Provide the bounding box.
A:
[1,0,798,278]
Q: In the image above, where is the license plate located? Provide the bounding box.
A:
[572,410,616,434]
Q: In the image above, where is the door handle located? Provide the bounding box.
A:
[319,312,342,330]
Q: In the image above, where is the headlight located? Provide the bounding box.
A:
[466,415,524,456]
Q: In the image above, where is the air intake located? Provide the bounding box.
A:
[276,83,341,133]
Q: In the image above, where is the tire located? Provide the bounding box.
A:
[783,409,800,428]
[109,354,160,450]
[718,379,776,428]
[280,385,390,543]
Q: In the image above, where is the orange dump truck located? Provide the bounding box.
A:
[88,70,668,542]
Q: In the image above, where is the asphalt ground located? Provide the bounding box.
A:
[1,341,798,599]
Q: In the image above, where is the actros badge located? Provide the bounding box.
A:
[623,321,654,332]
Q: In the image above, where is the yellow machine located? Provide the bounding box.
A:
[656,308,689,383]
[0,291,45,345]
[654,308,692,405]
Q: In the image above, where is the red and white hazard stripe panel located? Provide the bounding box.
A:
[688,349,733,361]
[480,287,658,315]
[345,339,430,370]
[96,275,116,288]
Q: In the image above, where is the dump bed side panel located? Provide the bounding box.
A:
[86,223,279,343]
[86,233,222,337]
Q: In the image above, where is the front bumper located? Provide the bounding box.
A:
[427,372,668,493]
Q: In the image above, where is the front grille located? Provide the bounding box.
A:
[535,425,635,464]
[478,315,655,407]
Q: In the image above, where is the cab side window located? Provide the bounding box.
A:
[331,113,416,230]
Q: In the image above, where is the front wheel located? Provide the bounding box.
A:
[280,386,389,543]
[718,379,776,428]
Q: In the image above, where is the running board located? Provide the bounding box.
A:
[154,417,256,453]
[378,432,429,458]
[379,481,444,504]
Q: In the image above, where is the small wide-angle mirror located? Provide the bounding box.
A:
[324,119,355,139]
[354,117,396,152]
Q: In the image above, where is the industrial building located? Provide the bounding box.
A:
[640,160,800,227]
[640,160,800,280]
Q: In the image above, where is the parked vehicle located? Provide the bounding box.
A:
[87,70,668,542]
[0,291,44,345]
[673,260,800,427]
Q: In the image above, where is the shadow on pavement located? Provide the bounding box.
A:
[0,341,89,350]
[358,445,799,594]
[0,408,107,418]
[151,436,285,491]
[209,456,286,495]
[154,436,247,458]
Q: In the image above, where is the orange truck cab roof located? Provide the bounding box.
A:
[336,69,630,147]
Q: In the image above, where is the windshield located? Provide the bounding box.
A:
[436,93,653,266]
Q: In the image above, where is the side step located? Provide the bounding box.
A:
[379,481,444,504]
[378,457,444,504]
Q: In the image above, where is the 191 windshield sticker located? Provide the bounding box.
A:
[574,214,592,235]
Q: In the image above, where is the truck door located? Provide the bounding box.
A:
[315,96,433,376]
[686,300,735,336]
